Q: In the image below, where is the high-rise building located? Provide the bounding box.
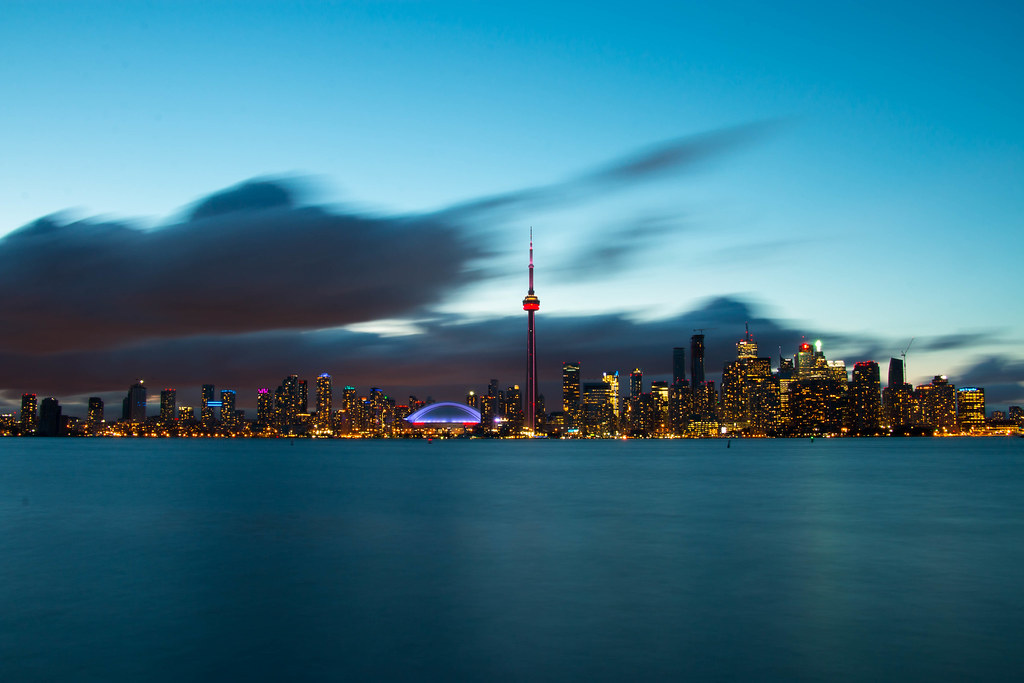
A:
[87,397,104,425]
[849,361,881,434]
[201,384,216,426]
[38,397,62,436]
[125,380,147,423]
[522,229,541,433]
[630,368,643,399]
[20,393,37,434]
[298,379,308,414]
[582,381,614,437]
[883,357,914,431]
[918,376,956,434]
[888,357,905,387]
[316,373,333,427]
[504,385,523,432]
[256,388,274,426]
[178,406,196,422]
[160,389,176,423]
[602,371,621,418]
[672,347,687,388]
[690,334,706,387]
[220,390,236,425]
[562,362,581,413]
[737,325,757,359]
[957,387,985,433]
[650,381,670,435]
[1008,405,1023,425]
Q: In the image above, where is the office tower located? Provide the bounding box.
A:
[126,380,147,423]
[650,381,669,435]
[342,386,360,434]
[38,397,62,436]
[316,373,333,427]
[367,388,387,436]
[849,361,881,434]
[220,390,236,425]
[956,387,985,433]
[20,393,37,434]
[694,381,718,420]
[602,371,621,418]
[522,229,541,433]
[87,397,104,425]
[504,385,523,431]
[672,347,687,387]
[888,357,905,387]
[562,362,581,413]
[630,368,643,399]
[275,375,301,426]
[201,384,216,425]
[582,381,614,437]
[919,376,957,434]
[737,324,757,359]
[160,389,176,423]
[749,376,781,434]
[256,388,273,425]
[690,334,706,387]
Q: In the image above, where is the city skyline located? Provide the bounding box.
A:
[2,2,1022,410]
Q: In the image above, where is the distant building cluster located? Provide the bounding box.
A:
[1,329,1018,439]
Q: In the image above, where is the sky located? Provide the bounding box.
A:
[2,0,1022,414]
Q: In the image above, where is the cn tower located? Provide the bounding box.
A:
[522,228,540,433]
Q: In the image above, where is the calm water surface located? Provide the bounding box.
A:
[2,437,1022,681]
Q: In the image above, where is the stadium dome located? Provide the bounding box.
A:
[406,402,481,426]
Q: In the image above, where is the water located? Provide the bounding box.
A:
[2,437,1022,681]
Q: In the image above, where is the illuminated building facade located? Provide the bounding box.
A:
[602,371,621,418]
[849,361,881,434]
[220,390,236,426]
[160,389,176,423]
[316,373,332,428]
[178,406,195,422]
[562,362,581,417]
[630,369,643,399]
[919,376,956,434]
[582,381,615,437]
[87,397,104,425]
[20,393,37,434]
[956,387,985,433]
[256,388,273,426]
[201,384,216,426]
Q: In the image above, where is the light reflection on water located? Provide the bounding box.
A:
[2,438,1022,681]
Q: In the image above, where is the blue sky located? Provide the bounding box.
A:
[2,1,1022,409]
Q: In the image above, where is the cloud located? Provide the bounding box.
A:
[0,296,889,411]
[919,332,999,352]
[436,122,779,222]
[0,180,480,355]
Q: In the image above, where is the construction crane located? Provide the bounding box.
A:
[900,338,915,383]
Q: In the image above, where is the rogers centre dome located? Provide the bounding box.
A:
[405,402,481,426]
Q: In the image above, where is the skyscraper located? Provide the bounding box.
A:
[690,334,705,387]
[672,347,687,387]
[126,380,147,423]
[87,397,104,425]
[316,373,333,427]
[562,362,580,413]
[160,389,176,423]
[220,390,236,425]
[201,384,216,426]
[522,229,540,433]
[38,397,63,436]
[849,361,881,434]
[630,368,643,399]
[957,387,985,433]
[20,393,37,434]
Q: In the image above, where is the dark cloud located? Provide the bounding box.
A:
[955,356,1024,406]
[919,332,999,352]
[437,122,778,222]
[0,296,893,413]
[0,180,479,354]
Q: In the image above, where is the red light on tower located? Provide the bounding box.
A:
[799,342,812,352]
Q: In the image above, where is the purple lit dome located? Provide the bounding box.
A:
[406,402,481,425]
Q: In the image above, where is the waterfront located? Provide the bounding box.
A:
[2,438,1022,681]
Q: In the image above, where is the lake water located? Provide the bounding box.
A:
[2,437,1022,681]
